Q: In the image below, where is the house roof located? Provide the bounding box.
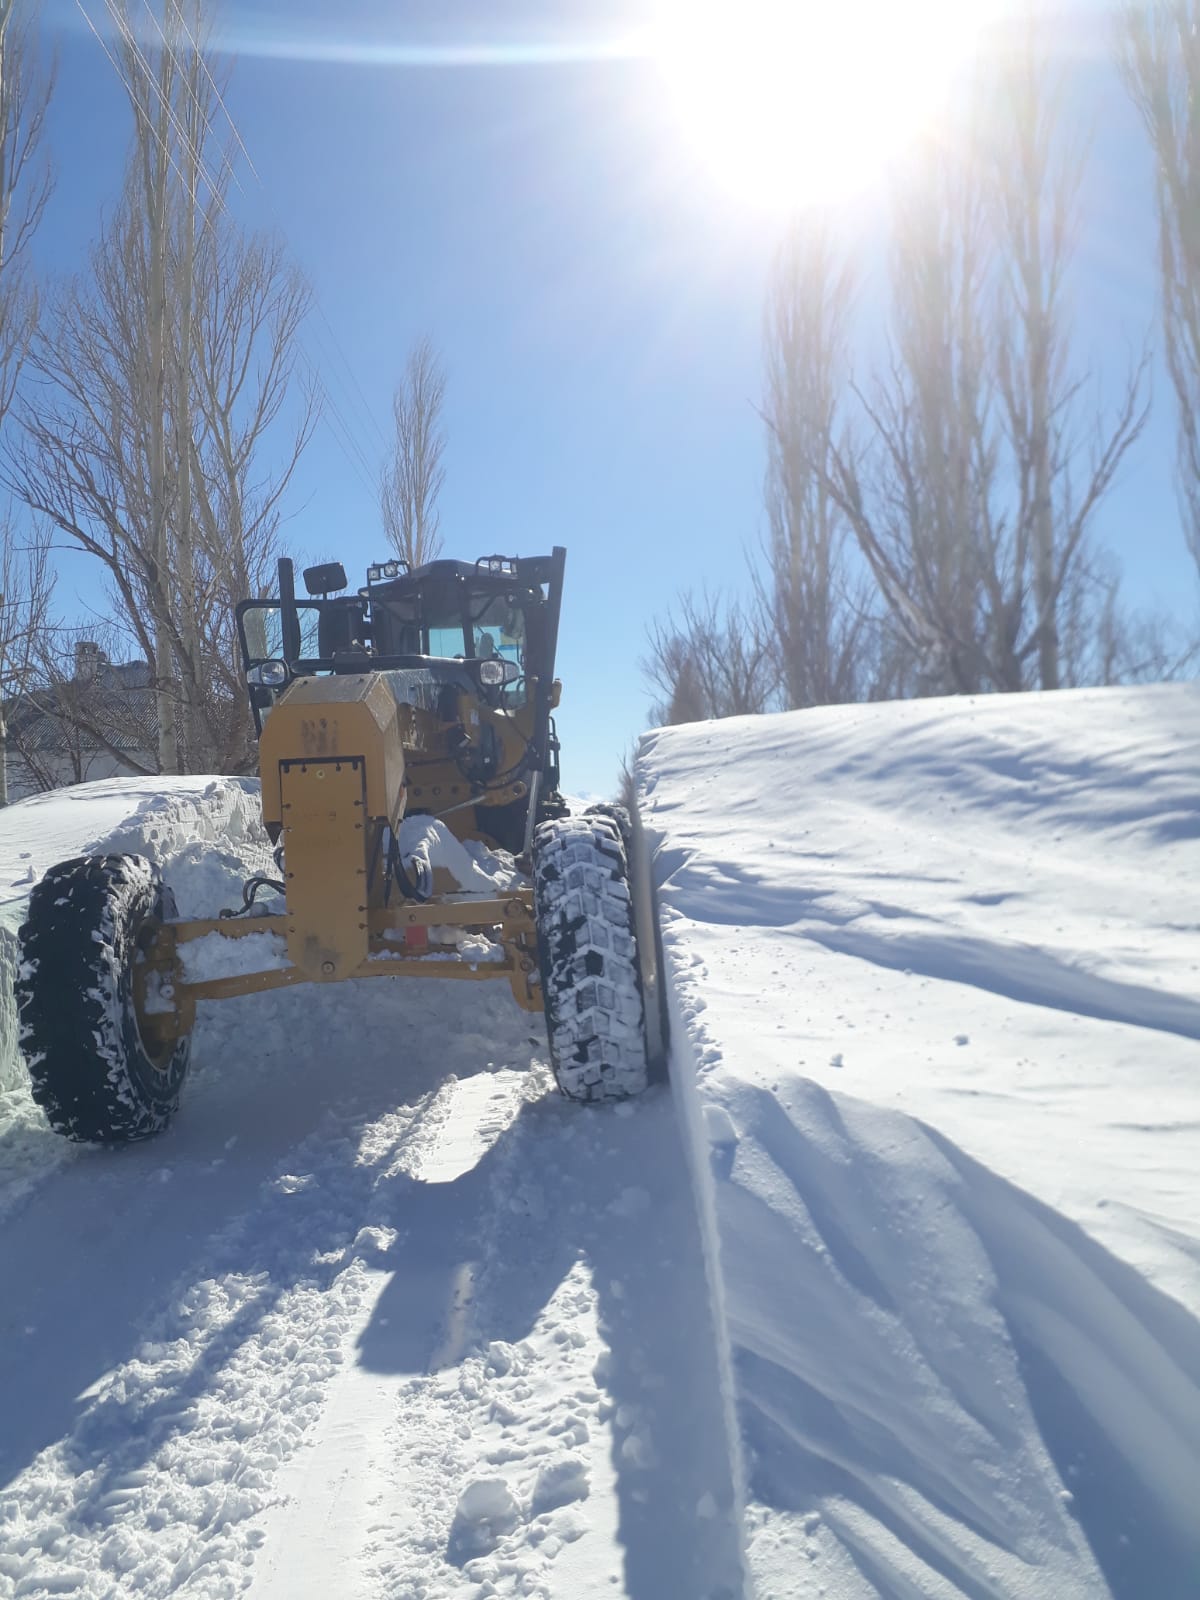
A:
[5,661,157,755]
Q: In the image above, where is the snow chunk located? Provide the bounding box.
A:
[352,1224,396,1259]
[456,931,506,966]
[178,929,289,982]
[485,1340,523,1377]
[447,1477,522,1560]
[272,1173,314,1195]
[397,815,521,896]
[530,1456,590,1515]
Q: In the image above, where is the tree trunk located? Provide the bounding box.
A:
[145,30,176,774]
[173,53,202,770]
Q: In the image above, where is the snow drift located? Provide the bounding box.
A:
[637,682,1200,1600]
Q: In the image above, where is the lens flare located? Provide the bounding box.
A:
[653,0,998,209]
[197,10,651,68]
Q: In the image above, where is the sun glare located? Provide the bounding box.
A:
[653,0,995,210]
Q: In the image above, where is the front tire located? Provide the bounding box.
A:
[17,855,191,1143]
[532,815,649,1102]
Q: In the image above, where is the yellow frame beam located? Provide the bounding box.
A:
[140,889,544,1048]
[172,892,535,945]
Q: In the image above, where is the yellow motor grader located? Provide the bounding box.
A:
[17,548,654,1143]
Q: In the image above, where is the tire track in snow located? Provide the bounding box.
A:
[251,1069,748,1600]
[246,1070,532,1600]
[0,1078,458,1599]
[2,811,748,1599]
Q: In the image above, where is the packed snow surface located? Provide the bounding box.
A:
[0,683,1196,1599]
[637,682,1200,1600]
[0,778,742,1599]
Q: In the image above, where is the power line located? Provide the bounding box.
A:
[162,0,261,185]
[307,300,390,458]
[96,0,228,214]
[138,0,247,200]
[74,0,198,205]
[301,350,382,498]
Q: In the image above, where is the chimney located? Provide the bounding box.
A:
[74,641,107,682]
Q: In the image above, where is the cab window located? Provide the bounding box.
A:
[471,598,524,667]
[427,621,468,657]
[470,596,527,704]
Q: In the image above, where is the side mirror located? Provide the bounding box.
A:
[303,562,348,597]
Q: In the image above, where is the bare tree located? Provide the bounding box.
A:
[824,138,1007,694]
[0,0,52,428]
[0,519,51,800]
[615,742,637,811]
[9,0,314,776]
[0,0,53,802]
[823,22,1148,697]
[993,13,1150,690]
[642,590,778,725]
[761,219,879,707]
[185,227,316,770]
[1120,1,1200,577]
[381,337,446,567]
[1055,544,1198,684]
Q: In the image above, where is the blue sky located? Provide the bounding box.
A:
[36,0,1196,796]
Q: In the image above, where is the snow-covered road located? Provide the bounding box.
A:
[2,682,1198,1600]
[0,782,744,1600]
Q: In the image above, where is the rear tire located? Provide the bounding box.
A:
[17,855,191,1143]
[584,801,632,854]
[532,815,649,1102]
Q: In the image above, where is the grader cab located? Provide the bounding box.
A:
[17,548,652,1143]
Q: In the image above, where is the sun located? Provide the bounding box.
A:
[652,0,996,210]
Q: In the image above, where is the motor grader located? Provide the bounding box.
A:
[17,547,654,1143]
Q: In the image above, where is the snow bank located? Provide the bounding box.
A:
[0,777,264,1093]
[638,682,1200,1600]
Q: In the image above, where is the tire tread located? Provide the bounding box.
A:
[17,854,190,1143]
[532,816,648,1102]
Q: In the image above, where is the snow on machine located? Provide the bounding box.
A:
[17,548,655,1142]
